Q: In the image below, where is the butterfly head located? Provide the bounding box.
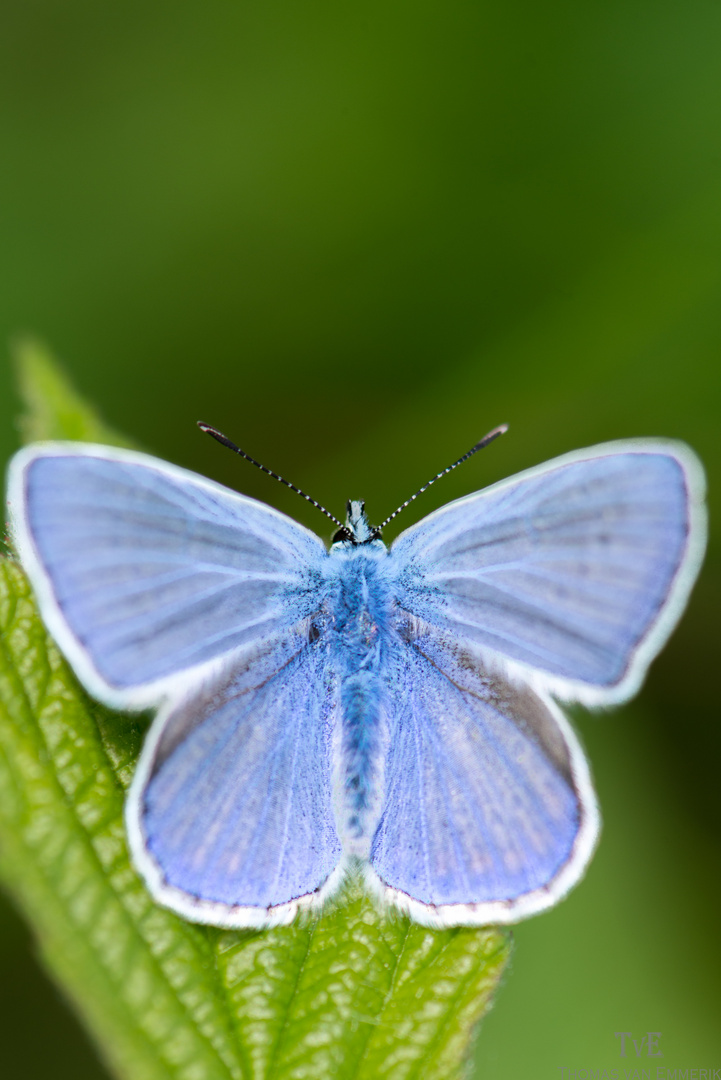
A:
[331,499,383,547]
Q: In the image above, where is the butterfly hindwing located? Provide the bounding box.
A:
[8,443,328,708]
[367,637,598,925]
[390,442,706,703]
[127,628,343,926]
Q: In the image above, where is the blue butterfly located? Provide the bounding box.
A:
[7,427,706,928]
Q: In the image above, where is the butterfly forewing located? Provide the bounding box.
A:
[390,444,705,703]
[9,444,327,707]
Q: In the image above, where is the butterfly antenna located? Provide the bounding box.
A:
[198,422,345,530]
[378,423,509,531]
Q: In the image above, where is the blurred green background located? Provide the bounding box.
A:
[1,2,720,1076]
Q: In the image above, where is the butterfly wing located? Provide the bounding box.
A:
[127,626,343,926]
[8,443,328,708]
[390,441,706,704]
[367,640,598,926]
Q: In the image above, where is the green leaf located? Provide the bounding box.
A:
[11,337,134,447]
[0,348,511,1079]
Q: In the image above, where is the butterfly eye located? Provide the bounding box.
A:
[332,526,353,543]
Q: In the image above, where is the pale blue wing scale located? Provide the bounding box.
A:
[12,446,327,695]
[390,446,703,693]
[370,644,592,911]
[130,632,342,915]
